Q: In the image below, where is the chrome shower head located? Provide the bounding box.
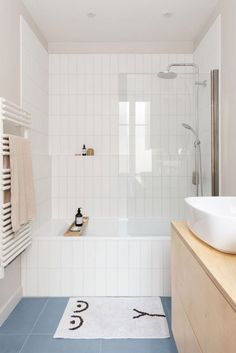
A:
[158,62,199,80]
[157,71,178,79]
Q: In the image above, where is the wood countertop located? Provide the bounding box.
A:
[171,221,236,312]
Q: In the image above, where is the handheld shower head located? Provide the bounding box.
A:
[182,123,198,138]
[182,123,192,130]
[182,122,203,196]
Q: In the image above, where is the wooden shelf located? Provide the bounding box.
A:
[64,217,89,237]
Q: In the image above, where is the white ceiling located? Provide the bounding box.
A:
[22,0,219,43]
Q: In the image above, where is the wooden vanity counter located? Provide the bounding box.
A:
[172,221,236,311]
[171,221,236,353]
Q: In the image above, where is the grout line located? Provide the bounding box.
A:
[99,339,103,353]
[18,299,49,353]
[0,333,27,336]
[18,333,53,336]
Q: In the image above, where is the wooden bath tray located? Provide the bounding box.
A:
[64,217,89,237]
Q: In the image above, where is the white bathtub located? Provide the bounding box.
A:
[21,218,171,297]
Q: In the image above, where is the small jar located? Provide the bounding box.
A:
[87,148,94,156]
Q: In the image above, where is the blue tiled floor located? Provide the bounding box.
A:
[0,297,177,353]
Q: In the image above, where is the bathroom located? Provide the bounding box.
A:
[0,0,235,352]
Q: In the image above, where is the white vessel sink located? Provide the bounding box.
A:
[185,197,236,254]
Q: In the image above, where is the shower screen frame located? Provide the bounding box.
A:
[211,69,220,196]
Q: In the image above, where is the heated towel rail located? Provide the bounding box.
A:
[0,97,31,278]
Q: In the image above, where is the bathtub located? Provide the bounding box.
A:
[21,218,171,297]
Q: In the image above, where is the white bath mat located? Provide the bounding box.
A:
[54,297,170,339]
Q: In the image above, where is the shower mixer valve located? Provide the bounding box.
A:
[192,171,200,186]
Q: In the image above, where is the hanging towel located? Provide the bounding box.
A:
[8,135,36,233]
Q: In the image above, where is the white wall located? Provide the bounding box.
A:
[0,0,47,104]
[216,0,236,196]
[0,0,47,324]
[194,16,221,196]
[195,0,236,196]
[21,18,51,231]
[194,16,221,73]
[49,54,196,224]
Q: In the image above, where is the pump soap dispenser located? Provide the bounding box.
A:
[75,208,83,227]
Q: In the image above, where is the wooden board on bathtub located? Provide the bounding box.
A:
[64,217,89,237]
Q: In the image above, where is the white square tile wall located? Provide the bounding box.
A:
[49,54,196,221]
[21,19,51,230]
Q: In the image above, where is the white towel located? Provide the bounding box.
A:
[9,135,36,233]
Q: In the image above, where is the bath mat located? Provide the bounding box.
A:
[54,297,170,339]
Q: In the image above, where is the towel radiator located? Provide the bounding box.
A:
[0,97,31,278]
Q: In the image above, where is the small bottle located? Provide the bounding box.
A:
[75,208,83,227]
[82,144,86,156]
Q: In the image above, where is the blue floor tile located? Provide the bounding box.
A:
[32,298,68,334]
[0,334,27,353]
[0,297,177,353]
[101,338,178,353]
[20,335,101,353]
[161,297,172,329]
[0,298,47,334]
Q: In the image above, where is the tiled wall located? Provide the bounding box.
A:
[21,19,51,230]
[197,75,212,196]
[49,54,196,223]
[21,236,170,297]
[21,52,200,297]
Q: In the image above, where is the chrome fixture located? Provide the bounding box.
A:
[195,80,207,87]
[211,70,219,196]
[158,62,206,197]
[182,123,203,197]
[157,71,177,79]
[158,64,207,88]
[157,64,219,198]
[157,63,199,79]
[182,123,198,139]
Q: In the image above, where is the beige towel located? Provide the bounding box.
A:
[9,135,36,233]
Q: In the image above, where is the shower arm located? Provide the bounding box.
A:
[167,63,199,74]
